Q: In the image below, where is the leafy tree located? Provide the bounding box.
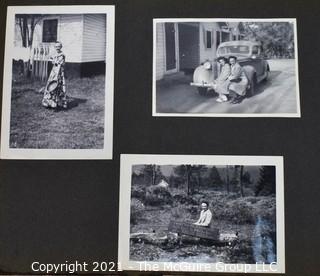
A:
[242,22,295,58]
[140,165,163,186]
[16,14,43,77]
[255,166,276,196]
[16,14,43,48]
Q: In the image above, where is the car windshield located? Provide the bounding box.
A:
[218,45,250,56]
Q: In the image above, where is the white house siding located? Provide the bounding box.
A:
[82,14,106,63]
[155,23,166,81]
[199,22,220,64]
[14,14,84,63]
[58,14,83,63]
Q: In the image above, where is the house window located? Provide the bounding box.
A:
[206,31,212,49]
[252,46,260,55]
[221,31,230,42]
[42,19,58,43]
[216,31,221,48]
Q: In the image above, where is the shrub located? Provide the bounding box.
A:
[131,185,146,201]
[145,186,172,206]
[171,205,197,221]
[211,196,276,225]
[130,198,145,224]
[172,194,198,205]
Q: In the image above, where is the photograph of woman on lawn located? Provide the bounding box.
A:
[42,41,67,109]
[1,6,115,159]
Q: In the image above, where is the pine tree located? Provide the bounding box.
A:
[208,166,223,188]
[140,164,163,186]
[226,165,230,193]
[255,166,276,196]
[239,165,244,197]
[173,165,198,195]
[192,165,208,192]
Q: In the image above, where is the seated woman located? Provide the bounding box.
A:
[193,201,212,227]
[213,57,231,103]
[42,41,67,109]
[227,56,249,104]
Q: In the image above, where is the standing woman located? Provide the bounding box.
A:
[42,41,67,109]
[213,57,231,102]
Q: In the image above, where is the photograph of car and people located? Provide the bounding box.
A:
[153,19,300,116]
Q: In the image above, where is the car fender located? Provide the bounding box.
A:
[242,65,256,84]
[192,64,215,85]
[266,61,270,72]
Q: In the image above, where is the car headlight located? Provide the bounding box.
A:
[203,61,211,70]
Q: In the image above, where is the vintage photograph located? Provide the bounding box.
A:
[1,6,115,159]
[118,155,285,273]
[153,19,300,117]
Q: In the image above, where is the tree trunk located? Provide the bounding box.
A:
[240,166,244,197]
[152,165,156,185]
[226,165,230,194]
[197,171,201,193]
[186,165,191,195]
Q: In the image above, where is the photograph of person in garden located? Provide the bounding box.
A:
[129,164,279,264]
[6,10,110,150]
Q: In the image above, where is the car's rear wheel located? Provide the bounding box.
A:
[198,87,208,96]
[263,66,270,82]
[247,74,257,97]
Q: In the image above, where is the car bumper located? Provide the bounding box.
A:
[190,82,212,87]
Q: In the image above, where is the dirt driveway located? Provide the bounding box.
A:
[156,59,299,115]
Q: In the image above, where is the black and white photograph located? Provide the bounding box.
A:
[118,154,285,273]
[153,18,300,117]
[0,5,115,159]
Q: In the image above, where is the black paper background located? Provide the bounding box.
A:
[0,0,319,275]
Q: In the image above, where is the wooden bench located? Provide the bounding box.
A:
[168,221,219,241]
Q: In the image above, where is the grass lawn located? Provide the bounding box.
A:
[9,74,105,149]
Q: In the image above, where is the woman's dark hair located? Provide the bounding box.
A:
[217,57,227,63]
[229,56,237,61]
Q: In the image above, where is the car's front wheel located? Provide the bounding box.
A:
[198,87,208,96]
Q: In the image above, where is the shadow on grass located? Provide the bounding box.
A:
[67,97,87,110]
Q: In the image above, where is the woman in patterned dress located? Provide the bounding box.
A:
[42,41,67,109]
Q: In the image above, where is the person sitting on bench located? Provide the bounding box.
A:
[193,201,212,227]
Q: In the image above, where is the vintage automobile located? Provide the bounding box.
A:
[190,40,270,97]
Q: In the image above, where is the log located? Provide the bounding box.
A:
[130,232,168,246]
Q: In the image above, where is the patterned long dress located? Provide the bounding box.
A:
[42,52,67,108]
